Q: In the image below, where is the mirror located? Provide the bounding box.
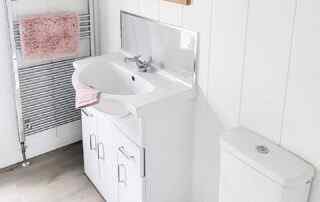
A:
[121,11,198,86]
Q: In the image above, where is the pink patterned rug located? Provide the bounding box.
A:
[20,12,80,61]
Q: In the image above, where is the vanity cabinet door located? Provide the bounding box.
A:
[117,132,144,202]
[81,108,100,187]
[97,116,119,202]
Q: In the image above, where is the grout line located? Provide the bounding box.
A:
[238,0,251,125]
[279,0,298,145]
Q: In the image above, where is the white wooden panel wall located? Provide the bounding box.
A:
[14,0,88,15]
[99,0,121,53]
[0,0,22,168]
[181,0,212,95]
[159,1,182,26]
[282,0,320,167]
[209,0,320,201]
[208,0,249,127]
[282,0,320,201]
[239,0,296,143]
[121,0,140,15]
[140,0,159,20]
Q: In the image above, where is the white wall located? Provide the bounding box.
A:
[281,1,320,200]
[0,1,22,168]
[209,0,320,202]
[99,0,320,202]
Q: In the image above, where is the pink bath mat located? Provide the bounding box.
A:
[20,12,80,61]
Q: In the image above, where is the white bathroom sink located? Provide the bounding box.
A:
[73,53,193,118]
[78,62,154,96]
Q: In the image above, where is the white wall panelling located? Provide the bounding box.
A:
[239,0,297,143]
[13,0,89,15]
[121,0,140,15]
[181,0,213,95]
[282,0,320,201]
[208,0,249,127]
[140,0,159,20]
[99,0,121,53]
[25,121,82,159]
[0,0,22,169]
[282,0,320,169]
[159,1,182,26]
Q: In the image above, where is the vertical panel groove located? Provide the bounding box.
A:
[205,0,215,98]
[238,0,251,124]
[279,0,298,145]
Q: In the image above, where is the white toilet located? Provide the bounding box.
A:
[220,127,315,202]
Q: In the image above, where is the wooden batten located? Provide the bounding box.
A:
[163,0,192,5]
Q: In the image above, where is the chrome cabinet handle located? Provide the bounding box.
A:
[98,143,105,160]
[118,146,135,160]
[81,109,93,117]
[89,135,96,150]
[118,164,127,184]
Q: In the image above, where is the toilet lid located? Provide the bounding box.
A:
[220,127,315,187]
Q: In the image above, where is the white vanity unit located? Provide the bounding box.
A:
[73,11,198,202]
[73,53,195,202]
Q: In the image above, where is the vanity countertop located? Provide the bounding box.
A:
[73,52,195,117]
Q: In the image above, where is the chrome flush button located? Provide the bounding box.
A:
[256,145,270,154]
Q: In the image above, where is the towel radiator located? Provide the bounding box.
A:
[5,0,98,166]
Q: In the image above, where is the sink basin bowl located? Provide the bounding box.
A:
[78,62,155,96]
[73,53,193,118]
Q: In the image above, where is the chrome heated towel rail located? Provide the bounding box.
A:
[5,0,98,166]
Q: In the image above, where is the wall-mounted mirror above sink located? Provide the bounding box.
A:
[121,11,198,86]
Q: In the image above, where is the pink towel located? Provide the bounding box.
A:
[20,12,80,61]
[74,80,100,109]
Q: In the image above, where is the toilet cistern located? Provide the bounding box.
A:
[219,127,315,202]
[124,55,153,72]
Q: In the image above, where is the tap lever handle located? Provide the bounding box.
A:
[145,56,152,65]
[124,55,141,63]
[133,55,142,59]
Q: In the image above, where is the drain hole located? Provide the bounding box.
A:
[256,145,270,154]
[131,76,135,81]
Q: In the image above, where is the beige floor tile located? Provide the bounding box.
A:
[0,143,104,202]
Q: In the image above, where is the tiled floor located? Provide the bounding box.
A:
[0,143,104,202]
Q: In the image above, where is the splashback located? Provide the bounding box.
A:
[121,11,198,85]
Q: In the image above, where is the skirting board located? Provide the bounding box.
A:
[26,121,82,159]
